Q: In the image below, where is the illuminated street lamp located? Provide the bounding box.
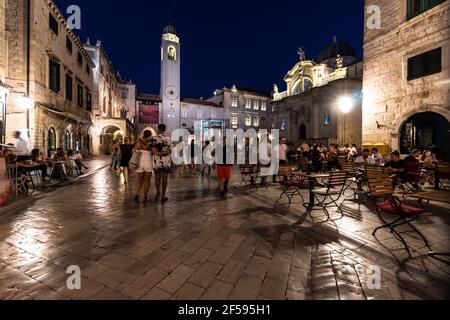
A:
[338,96,353,114]
[18,95,34,137]
[338,96,353,144]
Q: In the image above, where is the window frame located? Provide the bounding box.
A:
[407,47,442,81]
[49,59,61,93]
[77,83,84,108]
[86,91,92,112]
[231,113,238,129]
[245,114,252,127]
[66,37,73,54]
[253,116,260,127]
[231,96,238,108]
[65,73,73,102]
[261,102,267,111]
[407,0,445,20]
[49,13,59,35]
[245,100,251,109]
[77,52,83,66]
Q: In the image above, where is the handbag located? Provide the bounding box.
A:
[129,151,141,171]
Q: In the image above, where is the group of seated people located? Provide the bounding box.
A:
[51,148,89,179]
[351,148,441,190]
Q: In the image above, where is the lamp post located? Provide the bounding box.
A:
[338,96,353,145]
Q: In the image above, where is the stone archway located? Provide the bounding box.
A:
[100,125,124,155]
[399,111,450,160]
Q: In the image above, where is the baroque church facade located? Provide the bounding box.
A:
[271,39,363,146]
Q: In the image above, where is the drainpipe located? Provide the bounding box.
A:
[26,0,31,136]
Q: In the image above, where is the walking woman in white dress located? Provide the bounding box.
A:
[134,131,153,203]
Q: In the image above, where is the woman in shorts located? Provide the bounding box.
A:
[135,131,153,203]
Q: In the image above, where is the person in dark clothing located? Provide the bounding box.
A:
[384,151,407,188]
[120,138,134,185]
[404,149,421,163]
[30,149,49,181]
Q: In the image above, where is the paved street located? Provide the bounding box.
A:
[0,159,449,300]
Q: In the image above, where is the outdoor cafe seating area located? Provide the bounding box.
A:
[239,151,450,256]
[0,144,84,200]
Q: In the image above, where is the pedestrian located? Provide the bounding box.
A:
[190,138,197,175]
[216,136,232,198]
[120,137,134,185]
[74,151,89,173]
[134,131,153,203]
[150,124,173,204]
[110,144,120,172]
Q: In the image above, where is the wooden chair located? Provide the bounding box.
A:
[367,172,430,254]
[400,162,423,195]
[311,171,348,221]
[435,163,450,190]
[5,165,28,196]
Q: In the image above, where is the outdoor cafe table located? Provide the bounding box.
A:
[302,173,330,210]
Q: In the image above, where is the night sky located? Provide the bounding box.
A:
[53,0,365,99]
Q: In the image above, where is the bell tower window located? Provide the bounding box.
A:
[168,46,176,61]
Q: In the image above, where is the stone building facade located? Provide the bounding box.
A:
[272,40,363,146]
[208,85,272,130]
[363,0,450,158]
[180,98,227,134]
[0,0,9,144]
[84,40,137,155]
[5,0,95,157]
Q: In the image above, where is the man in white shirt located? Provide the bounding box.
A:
[355,149,376,168]
[371,148,384,164]
[12,131,30,157]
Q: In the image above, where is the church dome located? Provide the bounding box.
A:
[317,37,356,63]
[163,24,177,35]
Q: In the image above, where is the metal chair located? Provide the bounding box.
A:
[239,165,256,187]
[311,171,348,221]
[275,167,306,205]
[367,172,430,254]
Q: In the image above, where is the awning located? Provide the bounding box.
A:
[38,105,93,126]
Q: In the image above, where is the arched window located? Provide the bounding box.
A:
[245,114,252,126]
[253,116,260,127]
[303,78,313,92]
[168,46,176,61]
[48,128,56,158]
[120,107,127,119]
[293,82,301,95]
[64,131,71,150]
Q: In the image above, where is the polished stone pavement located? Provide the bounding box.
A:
[0,161,449,300]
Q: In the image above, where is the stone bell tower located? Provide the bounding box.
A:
[160,24,181,133]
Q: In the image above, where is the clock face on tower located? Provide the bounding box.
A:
[164,86,179,100]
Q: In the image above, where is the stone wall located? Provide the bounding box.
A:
[363,0,450,151]
[5,0,95,157]
[0,0,6,82]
